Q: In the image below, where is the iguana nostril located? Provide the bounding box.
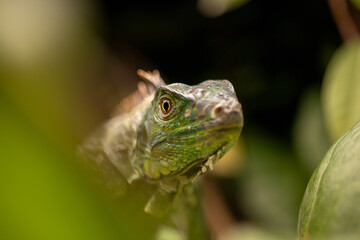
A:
[214,106,224,116]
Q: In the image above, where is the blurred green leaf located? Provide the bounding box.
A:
[322,38,360,142]
[0,94,159,240]
[293,87,330,172]
[298,121,360,239]
[238,130,307,237]
[351,0,360,10]
[155,226,183,240]
[0,0,103,151]
[221,224,291,240]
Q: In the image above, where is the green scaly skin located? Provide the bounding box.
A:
[79,70,243,216]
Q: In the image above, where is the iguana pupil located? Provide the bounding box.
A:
[160,97,172,114]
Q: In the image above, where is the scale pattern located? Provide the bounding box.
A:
[79,70,243,216]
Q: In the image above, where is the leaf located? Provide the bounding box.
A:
[298,120,360,240]
[350,0,360,10]
[221,224,292,240]
[239,129,307,236]
[155,226,183,240]
[0,95,159,240]
[322,38,360,141]
[293,87,330,172]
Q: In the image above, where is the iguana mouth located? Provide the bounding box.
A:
[163,124,241,180]
[178,143,228,180]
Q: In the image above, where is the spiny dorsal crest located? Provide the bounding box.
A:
[113,69,166,115]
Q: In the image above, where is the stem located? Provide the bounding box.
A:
[202,175,236,239]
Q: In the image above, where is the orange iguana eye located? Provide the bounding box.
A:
[160,97,172,114]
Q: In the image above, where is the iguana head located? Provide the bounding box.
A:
[137,79,243,181]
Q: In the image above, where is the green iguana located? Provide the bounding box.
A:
[79,70,243,217]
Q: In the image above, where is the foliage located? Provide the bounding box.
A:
[293,88,330,172]
[0,95,158,240]
[322,39,360,141]
[297,38,360,239]
[239,130,306,237]
[351,0,360,10]
[298,121,360,239]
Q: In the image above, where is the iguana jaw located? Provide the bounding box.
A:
[178,143,227,180]
[178,125,242,180]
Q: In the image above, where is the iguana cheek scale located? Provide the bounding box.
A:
[79,70,243,216]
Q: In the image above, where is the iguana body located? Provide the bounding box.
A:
[79,70,243,216]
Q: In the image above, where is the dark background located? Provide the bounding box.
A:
[94,0,340,140]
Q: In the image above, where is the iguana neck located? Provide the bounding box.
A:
[102,94,153,181]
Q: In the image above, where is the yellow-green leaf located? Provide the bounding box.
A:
[322,38,360,141]
[298,120,360,239]
[293,87,330,172]
[351,0,360,10]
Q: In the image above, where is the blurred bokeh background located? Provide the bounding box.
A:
[1,0,360,239]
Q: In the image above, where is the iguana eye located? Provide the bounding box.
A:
[160,97,173,115]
